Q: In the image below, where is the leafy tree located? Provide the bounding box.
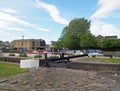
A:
[53,38,63,49]
[80,33,97,49]
[67,18,90,35]
[56,18,91,50]
[96,38,113,51]
[114,39,120,49]
[62,34,80,49]
[61,27,68,38]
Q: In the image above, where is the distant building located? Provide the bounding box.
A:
[0,46,2,53]
[44,41,58,51]
[97,35,118,39]
[50,41,56,48]
[105,36,117,39]
[96,35,104,39]
[11,39,46,50]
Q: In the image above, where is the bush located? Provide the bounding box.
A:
[48,56,59,59]
[9,53,15,56]
[34,54,42,58]
[92,55,96,58]
[9,50,18,53]
[110,55,113,58]
[19,53,27,57]
[0,53,3,57]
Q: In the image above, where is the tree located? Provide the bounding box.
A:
[99,39,120,51]
[114,39,120,50]
[56,18,91,49]
[61,26,68,38]
[53,38,63,49]
[62,34,80,49]
[80,33,97,49]
[67,18,90,35]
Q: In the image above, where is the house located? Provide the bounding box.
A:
[97,35,118,39]
[11,39,46,50]
[105,36,117,39]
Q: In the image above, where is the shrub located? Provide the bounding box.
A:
[92,55,96,58]
[48,56,59,59]
[9,50,18,53]
[19,53,27,57]
[34,54,42,58]
[0,53,3,57]
[110,55,113,58]
[9,53,15,56]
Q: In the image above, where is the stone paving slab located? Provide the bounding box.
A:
[0,67,120,91]
[0,57,120,91]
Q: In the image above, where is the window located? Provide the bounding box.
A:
[32,42,35,46]
[32,47,35,49]
[21,42,23,46]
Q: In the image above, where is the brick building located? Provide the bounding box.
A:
[97,35,118,39]
[11,39,46,50]
[105,36,117,39]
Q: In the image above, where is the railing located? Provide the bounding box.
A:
[39,54,88,66]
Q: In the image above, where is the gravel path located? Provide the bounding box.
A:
[0,57,120,91]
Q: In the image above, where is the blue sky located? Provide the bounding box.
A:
[0,0,120,44]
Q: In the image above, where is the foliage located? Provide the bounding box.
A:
[0,53,3,57]
[34,54,42,58]
[19,52,27,57]
[9,53,15,56]
[9,50,18,53]
[0,41,10,47]
[66,18,90,35]
[53,17,120,51]
[62,34,80,49]
[61,26,68,38]
[97,39,120,51]
[92,55,96,57]
[80,33,97,49]
[54,38,63,49]
[0,62,29,78]
[54,18,91,50]
[48,56,59,59]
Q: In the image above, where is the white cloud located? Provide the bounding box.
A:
[90,0,120,38]
[35,27,50,32]
[90,0,120,19]
[90,20,120,37]
[7,27,26,31]
[0,17,25,31]
[0,9,50,32]
[0,30,12,36]
[0,8,18,14]
[36,0,69,25]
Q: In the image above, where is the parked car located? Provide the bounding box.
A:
[0,47,2,53]
[86,49,103,57]
[113,51,120,57]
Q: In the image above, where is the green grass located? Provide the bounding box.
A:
[97,58,120,63]
[0,61,29,78]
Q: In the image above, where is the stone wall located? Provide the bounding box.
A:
[68,62,120,72]
[0,56,120,72]
[0,57,26,63]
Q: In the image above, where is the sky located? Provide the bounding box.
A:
[0,0,120,44]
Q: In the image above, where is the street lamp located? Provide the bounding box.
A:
[22,35,24,46]
[22,35,24,52]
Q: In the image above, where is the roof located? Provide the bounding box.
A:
[12,39,45,42]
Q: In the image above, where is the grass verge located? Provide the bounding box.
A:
[96,58,120,63]
[0,61,29,78]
